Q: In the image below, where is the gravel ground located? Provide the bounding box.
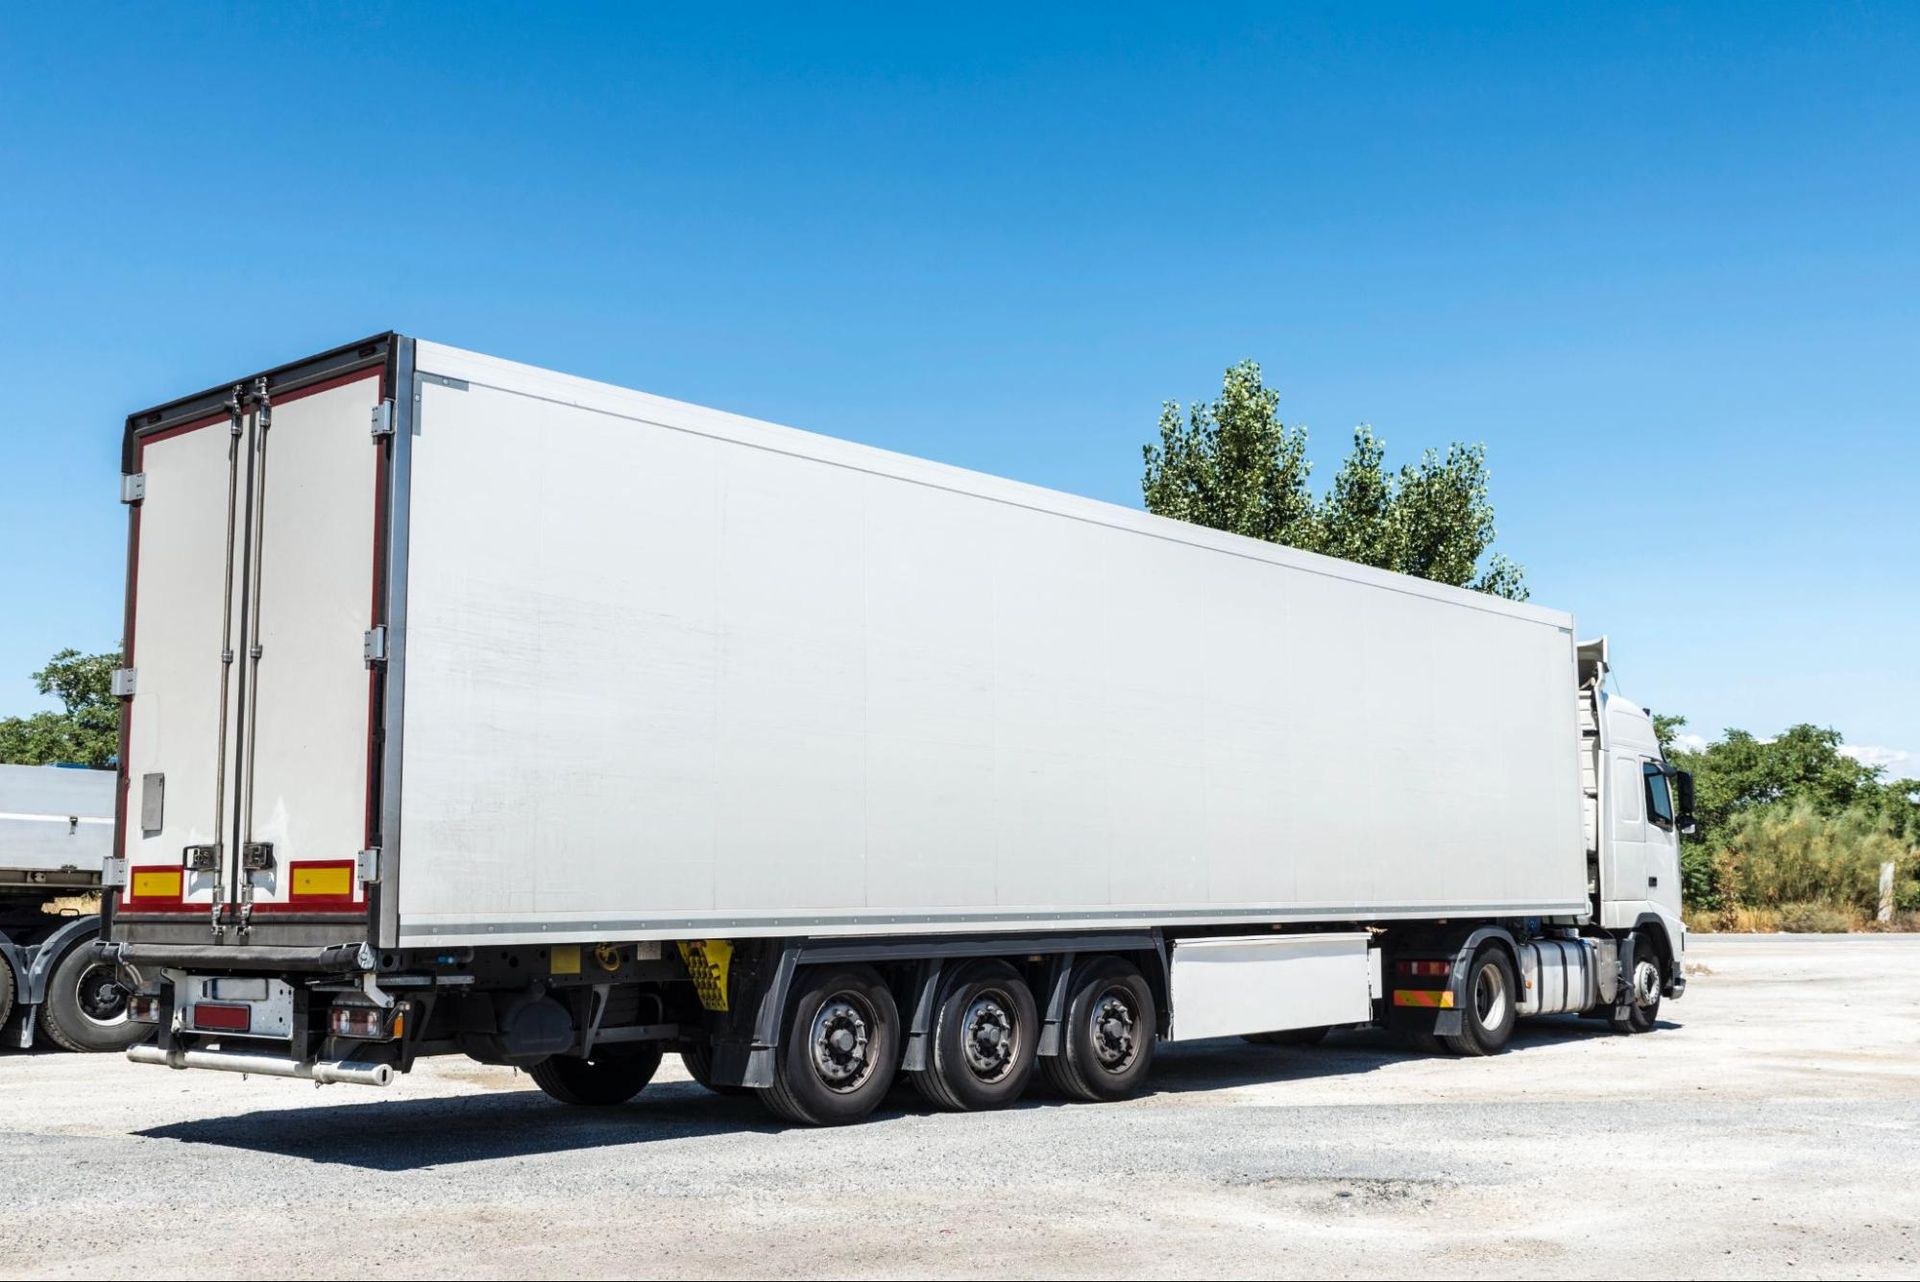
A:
[2,935,1917,1279]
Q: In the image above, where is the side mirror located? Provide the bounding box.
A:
[1674,769,1698,836]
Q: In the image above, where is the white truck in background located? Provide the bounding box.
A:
[105,334,1691,1124]
[1,763,144,1051]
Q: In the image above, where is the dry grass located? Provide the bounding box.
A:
[1686,904,1920,934]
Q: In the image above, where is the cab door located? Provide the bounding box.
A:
[1637,758,1684,920]
[1607,753,1650,911]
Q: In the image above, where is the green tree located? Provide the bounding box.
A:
[1662,718,1920,914]
[1140,359,1315,543]
[0,648,122,769]
[1142,362,1528,599]
[1652,713,1689,757]
[1667,723,1888,837]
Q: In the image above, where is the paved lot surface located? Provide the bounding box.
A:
[2,936,1917,1279]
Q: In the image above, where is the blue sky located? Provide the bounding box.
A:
[2,4,1916,771]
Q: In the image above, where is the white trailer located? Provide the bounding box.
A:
[0,763,143,1051]
[108,334,1690,1123]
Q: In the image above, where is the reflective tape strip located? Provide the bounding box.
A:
[130,867,183,900]
[289,862,354,898]
[1392,989,1456,1009]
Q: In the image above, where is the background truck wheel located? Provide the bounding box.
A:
[0,956,14,1033]
[1609,935,1665,1034]
[914,960,1039,1112]
[761,966,901,1126]
[528,1045,663,1105]
[678,1041,750,1096]
[1039,956,1156,1102]
[1242,1025,1329,1047]
[38,943,143,1053]
[1439,945,1517,1057]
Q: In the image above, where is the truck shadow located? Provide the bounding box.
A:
[134,1015,1680,1172]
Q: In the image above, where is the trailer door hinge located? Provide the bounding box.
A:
[363,626,388,666]
[120,472,147,504]
[370,399,395,438]
[357,848,381,884]
[102,856,127,888]
[111,667,137,698]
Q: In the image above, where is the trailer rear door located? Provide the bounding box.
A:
[118,346,390,939]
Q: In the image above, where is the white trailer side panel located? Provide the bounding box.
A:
[394,342,1586,946]
[0,764,114,874]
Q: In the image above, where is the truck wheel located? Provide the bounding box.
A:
[1608,936,1664,1034]
[1039,956,1156,1102]
[761,966,900,1126]
[914,961,1039,1112]
[528,1045,663,1105]
[678,1041,750,1096]
[38,943,143,1053]
[1243,1026,1329,1047]
[0,956,14,1032]
[1439,945,1516,1057]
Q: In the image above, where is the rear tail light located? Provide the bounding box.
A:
[329,1002,409,1041]
[1396,959,1452,978]
[192,1002,252,1033]
[128,994,160,1025]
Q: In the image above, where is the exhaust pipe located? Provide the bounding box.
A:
[128,1042,394,1087]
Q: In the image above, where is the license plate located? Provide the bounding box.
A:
[181,975,295,1039]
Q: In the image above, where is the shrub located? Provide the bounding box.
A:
[1773,901,1856,933]
[1897,879,1920,914]
[1680,842,1725,911]
[1715,802,1911,917]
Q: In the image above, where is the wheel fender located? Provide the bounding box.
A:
[1633,911,1686,998]
[1433,926,1518,1038]
[900,958,946,1072]
[23,917,101,1007]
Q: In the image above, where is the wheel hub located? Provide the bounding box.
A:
[1632,959,1661,1006]
[810,998,874,1092]
[961,994,1016,1081]
[76,964,129,1024]
[1089,989,1138,1070]
[1473,961,1508,1028]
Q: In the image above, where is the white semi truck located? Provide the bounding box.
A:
[105,334,1691,1124]
[1,763,144,1051]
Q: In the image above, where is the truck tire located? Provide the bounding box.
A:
[1439,944,1516,1057]
[761,966,900,1126]
[678,1041,750,1096]
[1242,1026,1329,1047]
[1608,935,1664,1034]
[0,955,14,1032]
[38,942,143,1054]
[913,961,1039,1112]
[528,1045,663,1105]
[1038,956,1156,1102]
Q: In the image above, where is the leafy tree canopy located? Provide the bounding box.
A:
[1662,715,1919,844]
[0,648,122,769]
[1142,360,1527,600]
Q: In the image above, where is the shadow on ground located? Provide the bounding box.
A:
[134,1013,1679,1172]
